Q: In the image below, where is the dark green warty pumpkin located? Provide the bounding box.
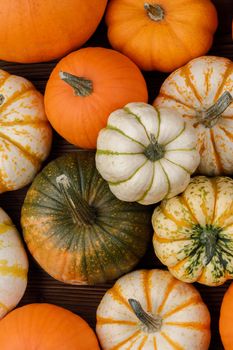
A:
[21,152,152,284]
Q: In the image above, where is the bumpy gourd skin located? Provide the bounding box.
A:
[153,176,233,286]
[21,152,152,285]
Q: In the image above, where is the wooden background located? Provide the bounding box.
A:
[0,1,233,348]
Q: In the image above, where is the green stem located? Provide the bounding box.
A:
[59,71,93,97]
[197,91,233,128]
[144,134,165,161]
[144,3,165,21]
[128,299,162,333]
[194,224,222,265]
[0,94,4,106]
[56,174,96,226]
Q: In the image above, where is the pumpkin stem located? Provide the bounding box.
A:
[59,71,93,97]
[197,91,233,128]
[0,94,4,105]
[128,298,162,333]
[144,3,165,21]
[194,224,222,265]
[144,134,165,161]
[56,174,96,226]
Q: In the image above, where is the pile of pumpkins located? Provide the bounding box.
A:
[0,0,233,349]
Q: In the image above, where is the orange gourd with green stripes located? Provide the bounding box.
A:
[153,176,233,286]
[0,69,52,192]
[0,208,28,318]
[96,269,210,350]
[21,152,152,285]
[154,56,233,176]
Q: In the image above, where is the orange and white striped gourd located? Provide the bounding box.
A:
[154,56,233,176]
[0,69,52,192]
[96,103,200,205]
[0,208,28,318]
[96,269,211,350]
[153,176,233,286]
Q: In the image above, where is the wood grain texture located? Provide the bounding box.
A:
[0,0,232,348]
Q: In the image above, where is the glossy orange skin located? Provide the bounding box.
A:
[44,47,148,149]
[0,0,107,63]
[0,304,100,350]
[220,283,233,350]
[106,0,218,72]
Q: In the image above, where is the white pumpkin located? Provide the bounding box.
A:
[96,103,200,205]
[0,208,28,318]
[0,69,52,192]
[96,269,211,350]
[154,56,233,176]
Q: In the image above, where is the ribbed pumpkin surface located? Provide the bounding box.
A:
[154,56,233,176]
[96,102,199,205]
[153,176,233,286]
[0,208,28,318]
[21,152,152,284]
[96,269,210,350]
[106,0,218,72]
[0,69,52,192]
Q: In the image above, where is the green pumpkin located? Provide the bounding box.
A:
[21,152,152,285]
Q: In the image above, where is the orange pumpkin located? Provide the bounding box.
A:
[44,47,148,149]
[0,303,100,350]
[220,283,233,350]
[106,0,218,72]
[0,0,107,63]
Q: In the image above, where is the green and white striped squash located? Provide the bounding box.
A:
[21,151,152,285]
[96,103,200,205]
[153,176,233,286]
[0,208,28,318]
